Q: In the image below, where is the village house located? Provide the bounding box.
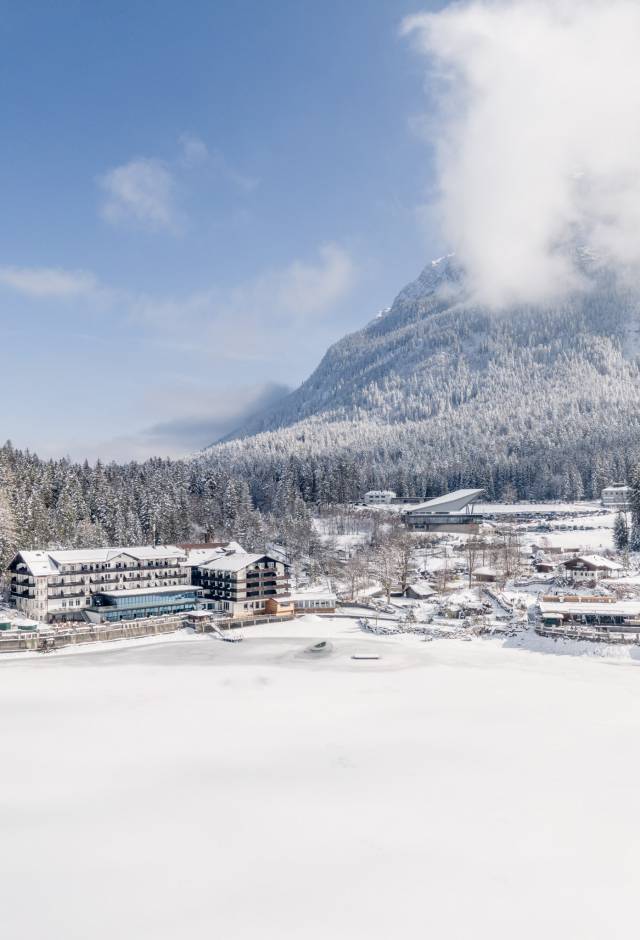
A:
[600,483,632,510]
[363,490,397,505]
[559,555,623,584]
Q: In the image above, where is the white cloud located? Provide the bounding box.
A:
[99,157,180,232]
[131,243,357,361]
[0,265,98,298]
[272,244,356,316]
[209,148,259,193]
[63,380,290,462]
[403,0,640,307]
[178,133,209,168]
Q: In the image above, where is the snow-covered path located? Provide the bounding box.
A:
[1,618,639,939]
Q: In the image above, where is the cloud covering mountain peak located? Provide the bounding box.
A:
[403,0,640,307]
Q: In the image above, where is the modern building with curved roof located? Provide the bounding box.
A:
[405,489,484,532]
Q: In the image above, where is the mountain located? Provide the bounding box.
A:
[202,254,640,504]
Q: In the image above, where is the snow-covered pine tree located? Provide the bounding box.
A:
[614,512,629,552]
[628,469,640,552]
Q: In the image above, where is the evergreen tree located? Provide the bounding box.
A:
[628,468,640,551]
[614,512,629,552]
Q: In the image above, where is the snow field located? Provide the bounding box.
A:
[1,618,640,938]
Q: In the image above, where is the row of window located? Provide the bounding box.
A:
[57,559,184,574]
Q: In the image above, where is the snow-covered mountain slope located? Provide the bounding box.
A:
[203,256,640,501]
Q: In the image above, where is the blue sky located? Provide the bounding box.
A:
[1,0,446,460]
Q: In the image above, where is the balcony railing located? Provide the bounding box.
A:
[48,591,86,600]
[63,562,184,576]
[89,570,185,583]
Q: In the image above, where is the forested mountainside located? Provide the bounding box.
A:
[4,254,640,563]
[203,254,640,502]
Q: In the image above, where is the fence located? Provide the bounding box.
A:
[535,624,640,645]
[193,612,295,633]
[0,613,188,653]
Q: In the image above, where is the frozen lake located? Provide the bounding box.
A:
[2,618,639,939]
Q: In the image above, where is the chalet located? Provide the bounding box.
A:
[559,555,623,583]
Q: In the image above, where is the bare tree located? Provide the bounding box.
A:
[465,537,482,589]
[373,547,398,603]
[392,530,415,595]
[344,553,368,601]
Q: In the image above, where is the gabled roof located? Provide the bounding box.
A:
[562,554,623,571]
[198,552,287,573]
[183,542,246,567]
[10,551,57,577]
[47,545,185,564]
[406,583,436,597]
[10,545,186,576]
[407,489,484,514]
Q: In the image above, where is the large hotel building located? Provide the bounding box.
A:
[9,546,195,623]
[8,543,292,624]
[193,552,292,618]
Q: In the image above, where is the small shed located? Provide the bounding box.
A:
[405,583,437,600]
[472,567,499,583]
[265,596,295,616]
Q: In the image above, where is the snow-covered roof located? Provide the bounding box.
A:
[12,545,187,576]
[222,540,244,554]
[183,542,246,568]
[290,591,337,602]
[562,554,623,571]
[199,552,270,573]
[48,545,185,564]
[473,567,498,577]
[407,489,484,514]
[540,599,640,617]
[183,547,225,567]
[13,551,57,576]
[406,583,436,597]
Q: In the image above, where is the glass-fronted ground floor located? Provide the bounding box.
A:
[90,588,200,622]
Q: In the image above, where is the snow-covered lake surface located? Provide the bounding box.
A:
[2,617,640,939]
